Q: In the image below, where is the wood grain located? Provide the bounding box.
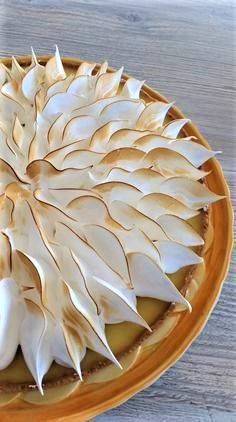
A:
[0,0,235,421]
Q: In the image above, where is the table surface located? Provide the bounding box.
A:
[0,0,235,420]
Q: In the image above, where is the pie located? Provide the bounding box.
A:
[0,48,223,394]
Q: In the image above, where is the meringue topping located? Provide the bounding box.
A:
[0,48,224,392]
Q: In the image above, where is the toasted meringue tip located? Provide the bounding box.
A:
[74,363,83,381]
[30,47,38,65]
[143,320,152,332]
[185,299,192,313]
[113,356,123,370]
[36,379,44,396]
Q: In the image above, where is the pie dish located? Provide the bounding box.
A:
[0,49,233,421]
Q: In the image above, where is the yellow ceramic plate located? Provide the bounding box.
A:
[0,56,233,421]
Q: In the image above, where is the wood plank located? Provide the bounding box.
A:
[0,0,235,420]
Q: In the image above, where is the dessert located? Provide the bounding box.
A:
[0,48,224,394]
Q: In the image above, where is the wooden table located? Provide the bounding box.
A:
[0,0,235,420]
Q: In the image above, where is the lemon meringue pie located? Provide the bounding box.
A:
[0,48,224,393]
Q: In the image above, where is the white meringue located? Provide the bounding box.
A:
[0,48,223,392]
